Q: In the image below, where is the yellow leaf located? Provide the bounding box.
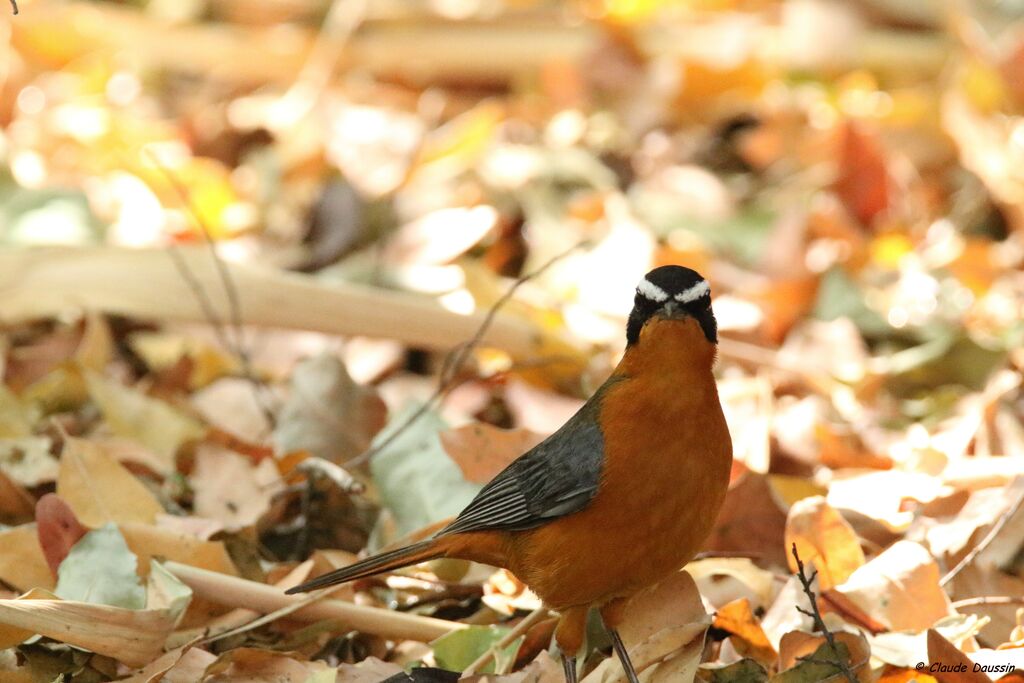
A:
[85,370,205,472]
[56,438,163,527]
[785,496,865,590]
[0,525,54,592]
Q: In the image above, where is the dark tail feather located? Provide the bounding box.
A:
[285,539,444,594]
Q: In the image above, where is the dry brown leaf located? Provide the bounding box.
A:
[926,629,990,683]
[0,596,176,667]
[118,638,202,683]
[582,571,710,683]
[0,469,35,523]
[831,541,952,632]
[34,493,88,578]
[0,524,55,592]
[335,657,404,682]
[440,423,546,483]
[785,496,865,590]
[713,598,777,666]
[56,437,163,527]
[190,445,283,530]
[202,648,331,682]
[834,120,891,227]
[706,472,789,568]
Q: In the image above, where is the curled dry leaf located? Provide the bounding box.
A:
[785,496,865,591]
[926,629,991,683]
[56,437,163,527]
[440,422,546,484]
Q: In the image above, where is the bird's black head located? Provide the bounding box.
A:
[626,265,717,346]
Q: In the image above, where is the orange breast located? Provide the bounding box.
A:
[502,317,733,610]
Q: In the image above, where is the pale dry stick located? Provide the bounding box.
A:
[347,240,588,468]
[951,596,1024,609]
[791,544,858,683]
[462,606,550,677]
[164,561,465,642]
[942,484,1024,587]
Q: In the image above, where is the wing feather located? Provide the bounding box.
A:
[439,394,607,536]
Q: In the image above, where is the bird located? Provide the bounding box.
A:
[287,265,734,683]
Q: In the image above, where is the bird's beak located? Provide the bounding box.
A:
[660,300,686,319]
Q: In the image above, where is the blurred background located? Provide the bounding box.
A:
[2,0,1024,674]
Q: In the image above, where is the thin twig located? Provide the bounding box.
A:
[8,0,17,15]
[942,484,1024,587]
[791,544,858,683]
[347,241,586,468]
[462,606,550,677]
[951,596,1024,609]
[143,150,278,428]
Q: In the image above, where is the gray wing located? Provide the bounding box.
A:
[439,395,606,536]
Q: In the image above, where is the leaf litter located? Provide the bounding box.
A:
[2,1,1024,681]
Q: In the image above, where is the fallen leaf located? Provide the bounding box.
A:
[0,469,35,523]
[432,625,519,674]
[0,385,34,438]
[191,444,283,530]
[371,404,482,539]
[56,437,163,527]
[696,658,769,682]
[0,436,59,486]
[713,599,778,666]
[583,571,710,683]
[831,541,952,632]
[85,370,205,472]
[440,423,545,484]
[833,120,890,227]
[706,473,789,568]
[785,496,865,590]
[55,523,145,609]
[0,524,55,592]
[927,629,990,683]
[273,353,387,463]
[35,493,88,577]
[202,647,331,682]
[191,377,273,445]
[335,657,405,682]
[686,558,779,612]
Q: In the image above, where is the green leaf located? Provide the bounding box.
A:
[431,625,520,674]
[699,658,769,682]
[55,523,145,609]
[369,404,481,539]
[771,642,851,683]
[0,183,102,247]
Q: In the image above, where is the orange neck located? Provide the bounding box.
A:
[614,316,718,399]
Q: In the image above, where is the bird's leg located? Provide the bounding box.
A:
[608,628,640,683]
[555,606,587,683]
[561,654,578,683]
[601,598,640,683]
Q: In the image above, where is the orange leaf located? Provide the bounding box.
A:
[834,120,890,227]
[926,629,990,683]
[712,598,776,666]
[785,495,865,590]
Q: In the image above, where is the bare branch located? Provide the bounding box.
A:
[791,543,858,683]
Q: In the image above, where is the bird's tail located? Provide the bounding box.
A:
[285,538,445,594]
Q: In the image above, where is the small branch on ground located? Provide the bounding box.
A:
[941,483,1024,587]
[347,241,587,468]
[791,544,858,683]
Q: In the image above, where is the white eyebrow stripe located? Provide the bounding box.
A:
[674,280,710,303]
[637,278,669,302]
